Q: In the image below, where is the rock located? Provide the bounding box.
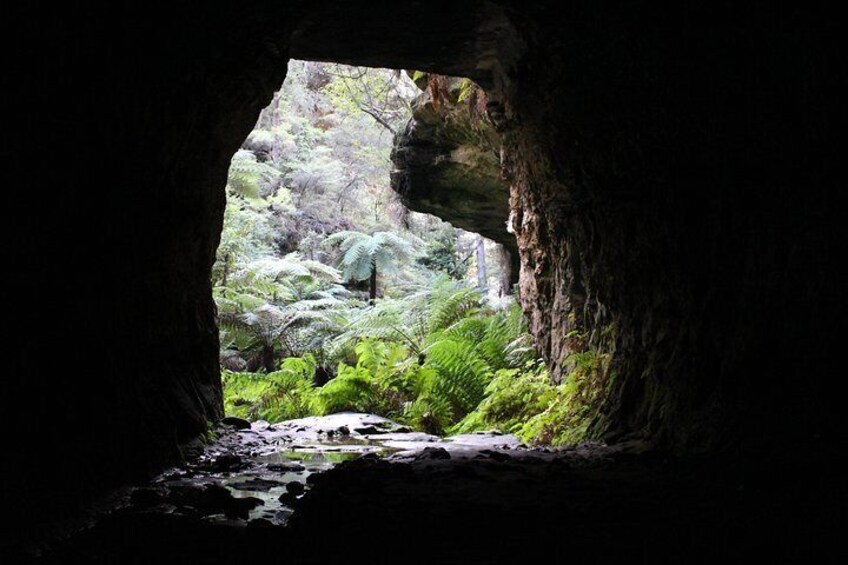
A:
[130,488,166,508]
[224,496,264,520]
[180,436,206,460]
[415,447,451,460]
[353,425,386,435]
[193,485,264,519]
[247,518,275,529]
[199,484,235,508]
[221,417,251,430]
[286,481,305,496]
[267,462,305,473]
[278,493,298,506]
[479,449,511,462]
[204,453,244,472]
[390,75,516,278]
[228,477,284,491]
[252,420,272,431]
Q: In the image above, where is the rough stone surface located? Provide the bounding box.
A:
[391,75,516,271]
[491,4,840,456]
[39,416,842,563]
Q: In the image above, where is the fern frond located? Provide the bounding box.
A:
[226,149,280,200]
[427,287,483,333]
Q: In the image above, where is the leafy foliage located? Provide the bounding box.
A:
[215,253,350,370]
[226,149,281,201]
[417,233,466,279]
[312,340,422,416]
[453,345,612,447]
[222,355,317,422]
[322,230,418,298]
[453,361,554,435]
[311,284,538,434]
[517,350,612,445]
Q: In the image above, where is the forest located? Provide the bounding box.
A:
[214,61,607,444]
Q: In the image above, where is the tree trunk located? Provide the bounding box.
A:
[496,244,513,296]
[221,253,230,286]
[261,343,276,373]
[313,366,331,387]
[369,261,378,302]
[476,238,487,290]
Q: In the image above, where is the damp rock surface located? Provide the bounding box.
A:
[41,413,772,564]
[66,414,525,531]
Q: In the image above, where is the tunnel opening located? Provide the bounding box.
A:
[4,2,842,562]
[214,60,532,436]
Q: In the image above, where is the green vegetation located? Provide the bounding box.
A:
[322,230,417,300]
[222,283,535,435]
[215,61,607,446]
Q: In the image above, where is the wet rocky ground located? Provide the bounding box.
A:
[113,413,531,529]
[34,413,842,564]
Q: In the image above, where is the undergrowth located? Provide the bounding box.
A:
[222,287,613,446]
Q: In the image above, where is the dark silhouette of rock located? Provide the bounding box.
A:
[285,481,305,496]
[221,417,251,430]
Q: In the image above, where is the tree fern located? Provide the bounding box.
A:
[322,230,417,299]
[226,149,281,201]
[215,255,351,371]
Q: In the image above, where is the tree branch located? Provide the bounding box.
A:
[357,105,396,134]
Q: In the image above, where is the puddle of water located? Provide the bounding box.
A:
[224,443,396,525]
[279,450,362,464]
[168,416,473,527]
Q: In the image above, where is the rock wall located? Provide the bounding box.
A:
[390,74,517,272]
[4,6,293,530]
[494,3,839,452]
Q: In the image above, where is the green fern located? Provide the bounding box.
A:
[215,254,350,370]
[313,366,376,414]
[226,149,280,201]
[424,338,492,416]
[427,286,482,333]
[222,366,316,422]
[453,362,553,435]
[321,230,418,299]
[403,393,453,435]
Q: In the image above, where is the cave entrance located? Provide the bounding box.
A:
[212,60,520,433]
[208,59,539,525]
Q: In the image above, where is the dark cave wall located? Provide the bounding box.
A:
[4,5,293,518]
[496,3,840,450]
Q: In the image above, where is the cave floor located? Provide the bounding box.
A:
[38,414,834,564]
